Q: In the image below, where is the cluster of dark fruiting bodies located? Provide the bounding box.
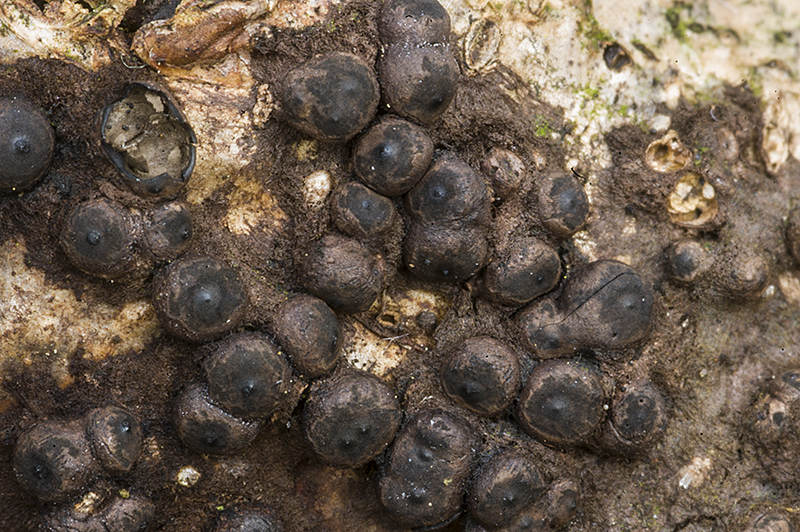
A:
[0,1,692,530]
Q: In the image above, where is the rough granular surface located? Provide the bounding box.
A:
[0,1,800,531]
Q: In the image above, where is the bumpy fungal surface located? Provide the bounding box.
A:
[2,0,800,530]
[204,332,292,420]
[352,115,433,196]
[173,383,262,455]
[441,336,521,416]
[153,255,248,342]
[86,406,143,473]
[302,371,401,468]
[0,98,55,193]
[280,53,380,141]
[14,420,97,502]
[516,359,605,447]
[60,198,136,279]
[271,294,342,379]
[379,409,478,528]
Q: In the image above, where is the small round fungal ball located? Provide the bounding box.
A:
[144,201,193,260]
[379,409,478,528]
[352,116,433,196]
[86,406,143,474]
[330,182,397,239]
[272,295,342,379]
[14,419,97,502]
[481,147,527,201]
[60,198,135,279]
[204,332,292,420]
[715,248,769,299]
[280,53,379,141]
[603,381,667,454]
[174,383,262,455]
[0,98,55,193]
[537,172,589,239]
[301,233,385,314]
[516,359,605,447]
[483,237,561,306]
[302,372,402,468]
[666,239,709,283]
[153,255,248,342]
[101,83,196,198]
[379,0,451,45]
[441,336,521,416]
[406,151,489,225]
[378,42,459,125]
[467,449,545,529]
[211,508,284,532]
[404,222,489,283]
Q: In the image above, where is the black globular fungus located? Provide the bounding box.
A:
[153,255,248,342]
[714,248,770,299]
[537,172,590,239]
[301,233,386,314]
[204,332,293,420]
[516,359,605,448]
[404,222,489,282]
[666,239,709,283]
[352,115,434,196]
[379,409,478,528]
[44,494,156,532]
[378,0,451,45]
[144,201,193,260]
[302,371,401,468]
[483,237,561,307]
[441,336,522,417]
[60,198,136,279]
[518,260,655,358]
[101,83,196,198]
[210,508,284,532]
[467,449,546,529]
[174,383,262,455]
[481,147,527,201]
[0,98,55,193]
[14,419,97,502]
[272,294,342,379]
[280,52,379,141]
[330,182,398,239]
[406,152,490,226]
[377,42,460,125]
[86,406,143,474]
[598,381,667,455]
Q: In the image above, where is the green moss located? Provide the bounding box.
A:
[580,3,613,50]
[533,116,554,138]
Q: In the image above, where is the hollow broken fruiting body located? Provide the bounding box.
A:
[101,83,196,198]
[518,259,655,358]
